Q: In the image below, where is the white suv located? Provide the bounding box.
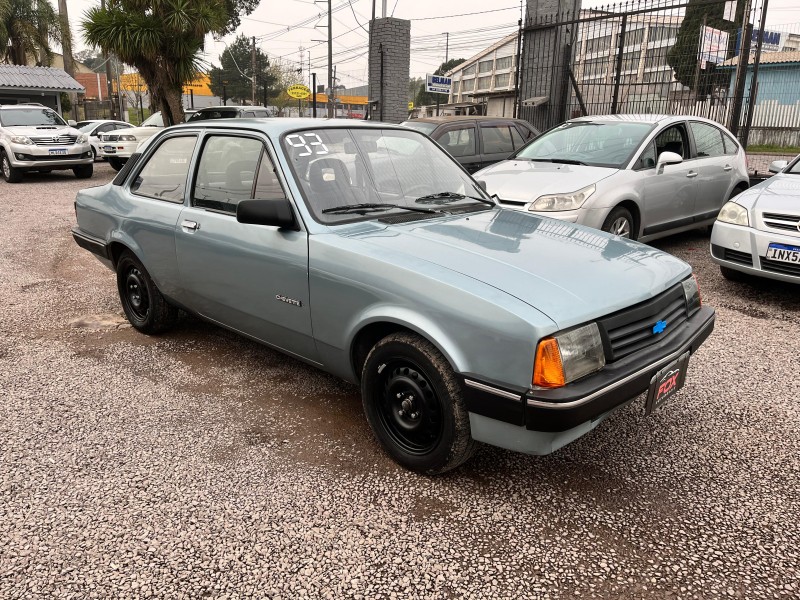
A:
[0,104,93,183]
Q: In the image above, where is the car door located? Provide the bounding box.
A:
[478,122,518,169]
[432,123,481,173]
[124,132,199,300]
[639,123,699,236]
[688,121,734,222]
[174,131,317,362]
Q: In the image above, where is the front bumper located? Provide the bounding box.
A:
[99,140,138,159]
[710,221,800,283]
[8,143,93,168]
[462,305,715,450]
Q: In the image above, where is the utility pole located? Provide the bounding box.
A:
[328,0,333,118]
[57,0,77,119]
[251,36,257,106]
[312,73,317,117]
[100,0,116,119]
[445,32,449,63]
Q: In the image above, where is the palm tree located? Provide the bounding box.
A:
[0,0,62,66]
[82,0,231,126]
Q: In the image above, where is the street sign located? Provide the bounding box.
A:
[425,74,452,95]
[408,102,414,110]
[287,84,311,99]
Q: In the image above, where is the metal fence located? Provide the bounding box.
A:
[515,0,799,147]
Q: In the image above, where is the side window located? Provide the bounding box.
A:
[516,123,535,140]
[253,152,286,200]
[481,125,515,155]
[436,126,476,157]
[243,111,256,118]
[130,135,196,202]
[722,131,739,155]
[636,141,657,170]
[654,125,688,160]
[253,111,269,118]
[96,123,114,134]
[116,123,133,130]
[192,135,263,213]
[690,122,725,158]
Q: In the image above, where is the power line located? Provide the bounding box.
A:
[409,6,519,21]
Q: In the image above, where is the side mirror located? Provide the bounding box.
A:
[768,160,788,174]
[476,179,487,191]
[656,151,683,174]
[237,198,299,230]
[67,119,77,127]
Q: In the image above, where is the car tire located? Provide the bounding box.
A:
[602,206,635,239]
[0,150,23,183]
[361,332,476,474]
[108,157,125,172]
[116,251,179,334]
[73,164,93,179]
[91,147,98,161]
[720,265,748,282]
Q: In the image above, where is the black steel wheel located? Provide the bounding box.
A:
[116,251,178,334]
[362,332,476,474]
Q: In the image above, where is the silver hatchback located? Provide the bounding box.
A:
[475,115,750,242]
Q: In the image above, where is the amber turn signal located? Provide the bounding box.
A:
[533,337,566,388]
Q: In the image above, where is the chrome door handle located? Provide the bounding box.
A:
[723,165,732,171]
[686,171,698,178]
[181,220,199,230]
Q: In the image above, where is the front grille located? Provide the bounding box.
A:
[762,212,800,232]
[712,244,753,266]
[30,134,78,146]
[18,153,85,161]
[761,256,800,277]
[598,283,688,362]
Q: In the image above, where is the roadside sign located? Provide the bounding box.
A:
[287,84,311,99]
[425,74,452,95]
[408,102,414,110]
[698,26,729,64]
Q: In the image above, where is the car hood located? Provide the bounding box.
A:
[103,125,161,139]
[6,125,81,138]
[475,160,619,203]
[348,209,690,328]
[741,174,800,218]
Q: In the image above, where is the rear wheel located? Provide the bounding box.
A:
[0,151,23,183]
[361,332,476,474]
[73,164,93,179]
[116,252,179,334]
[602,206,635,239]
[108,157,125,172]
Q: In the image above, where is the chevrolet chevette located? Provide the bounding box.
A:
[72,119,715,474]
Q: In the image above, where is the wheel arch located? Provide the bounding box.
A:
[604,199,641,238]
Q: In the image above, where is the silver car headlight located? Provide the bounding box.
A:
[10,135,33,145]
[681,275,701,317]
[77,133,89,143]
[717,201,749,226]
[533,322,606,388]
[530,184,595,212]
[118,135,137,142]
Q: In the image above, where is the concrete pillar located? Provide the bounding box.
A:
[368,17,411,123]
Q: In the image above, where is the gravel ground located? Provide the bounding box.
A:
[1,164,799,599]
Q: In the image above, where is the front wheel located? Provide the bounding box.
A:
[108,157,125,172]
[116,252,178,334]
[720,265,749,283]
[73,164,93,179]
[361,332,476,474]
[601,206,635,239]
[1,151,23,183]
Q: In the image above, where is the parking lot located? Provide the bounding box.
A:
[1,165,798,599]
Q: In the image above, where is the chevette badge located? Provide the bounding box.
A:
[276,294,302,307]
[652,320,667,334]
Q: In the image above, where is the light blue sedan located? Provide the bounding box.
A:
[72,119,715,474]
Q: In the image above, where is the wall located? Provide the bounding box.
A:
[368,17,411,123]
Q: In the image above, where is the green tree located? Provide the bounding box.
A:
[667,0,743,95]
[82,0,257,126]
[208,34,276,105]
[0,0,62,66]
[414,58,465,107]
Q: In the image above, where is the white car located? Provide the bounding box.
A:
[710,156,800,283]
[99,111,165,171]
[75,119,133,161]
[474,115,750,242]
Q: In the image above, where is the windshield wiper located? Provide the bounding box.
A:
[321,202,441,215]
[415,191,496,207]
[526,158,587,166]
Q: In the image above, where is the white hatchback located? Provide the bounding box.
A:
[475,115,750,242]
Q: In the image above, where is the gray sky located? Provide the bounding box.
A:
[66,0,800,89]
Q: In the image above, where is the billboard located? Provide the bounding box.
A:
[425,74,452,94]
[698,26,730,65]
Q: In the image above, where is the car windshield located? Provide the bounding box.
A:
[514,121,654,168]
[283,127,492,224]
[1,108,67,127]
[401,121,438,135]
[140,112,164,127]
[77,122,98,132]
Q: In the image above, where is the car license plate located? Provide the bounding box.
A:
[48,148,67,155]
[103,146,115,153]
[766,243,800,264]
[645,351,690,415]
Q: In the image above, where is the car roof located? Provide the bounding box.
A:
[169,117,404,136]
[566,114,720,126]
[407,116,525,124]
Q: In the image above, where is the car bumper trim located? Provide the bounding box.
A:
[71,227,110,260]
